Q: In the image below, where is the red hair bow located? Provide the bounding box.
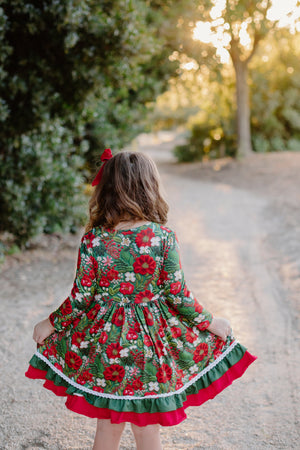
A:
[91,148,113,186]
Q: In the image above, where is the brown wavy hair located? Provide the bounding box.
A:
[85,151,169,232]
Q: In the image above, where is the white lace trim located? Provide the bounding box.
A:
[34,340,239,401]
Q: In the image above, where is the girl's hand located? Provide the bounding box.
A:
[207,317,232,341]
[33,318,55,345]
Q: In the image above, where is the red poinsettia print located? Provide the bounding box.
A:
[106,268,119,281]
[143,307,154,326]
[60,299,73,316]
[194,300,203,314]
[156,363,173,383]
[144,335,152,346]
[193,343,209,363]
[133,255,156,275]
[87,304,101,320]
[93,386,104,393]
[84,232,95,248]
[99,331,108,344]
[135,228,155,247]
[72,332,86,347]
[81,275,93,287]
[65,351,82,370]
[171,327,182,338]
[154,340,165,357]
[119,282,134,295]
[132,377,143,390]
[112,307,125,326]
[106,342,123,359]
[104,364,125,382]
[186,329,198,343]
[197,320,210,331]
[135,290,154,304]
[170,282,181,295]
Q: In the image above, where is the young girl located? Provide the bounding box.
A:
[26,149,256,450]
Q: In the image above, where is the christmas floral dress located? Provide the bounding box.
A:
[25,222,256,426]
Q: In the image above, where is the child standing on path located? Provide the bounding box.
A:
[26,150,256,450]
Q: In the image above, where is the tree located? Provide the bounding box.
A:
[175,0,298,157]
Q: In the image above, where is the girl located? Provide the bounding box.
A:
[26,149,256,450]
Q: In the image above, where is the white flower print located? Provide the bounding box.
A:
[159,356,164,364]
[96,378,106,387]
[104,323,111,332]
[109,358,120,364]
[194,314,206,324]
[125,272,135,282]
[120,348,129,357]
[174,297,181,304]
[192,327,200,335]
[59,357,65,368]
[145,349,153,358]
[75,293,84,303]
[177,341,183,349]
[151,236,160,246]
[189,364,198,374]
[80,341,89,349]
[174,270,182,281]
[71,344,78,352]
[148,382,159,391]
[121,237,131,246]
[92,237,101,247]
[169,317,179,326]
[139,246,150,254]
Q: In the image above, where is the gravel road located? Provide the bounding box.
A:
[0,135,299,449]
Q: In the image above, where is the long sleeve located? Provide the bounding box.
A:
[162,230,213,330]
[49,234,97,332]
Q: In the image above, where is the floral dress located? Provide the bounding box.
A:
[25,222,256,426]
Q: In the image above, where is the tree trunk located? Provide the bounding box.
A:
[232,59,253,157]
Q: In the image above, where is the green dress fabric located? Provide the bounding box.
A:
[27,222,253,420]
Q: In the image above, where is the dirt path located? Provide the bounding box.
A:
[1,136,299,449]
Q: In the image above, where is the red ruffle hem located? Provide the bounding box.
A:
[25,351,256,427]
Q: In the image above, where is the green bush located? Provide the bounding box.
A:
[0,120,87,247]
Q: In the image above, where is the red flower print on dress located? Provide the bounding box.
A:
[194,300,203,314]
[170,282,181,295]
[65,351,82,370]
[144,335,152,347]
[155,340,165,357]
[99,331,108,344]
[127,329,138,340]
[134,321,141,332]
[156,364,172,383]
[93,386,104,392]
[106,342,123,359]
[89,319,105,334]
[87,304,100,320]
[135,290,154,304]
[77,370,94,385]
[133,255,156,275]
[104,364,125,382]
[54,362,63,371]
[84,232,95,248]
[99,276,110,287]
[135,228,155,248]
[157,269,169,286]
[60,299,73,316]
[123,386,135,396]
[119,282,134,295]
[193,343,209,363]
[158,325,165,338]
[186,329,197,343]
[132,377,143,390]
[197,320,210,331]
[171,327,182,338]
[106,268,119,281]
[143,307,154,326]
[72,332,86,347]
[112,307,125,327]
[176,380,183,389]
[81,275,93,287]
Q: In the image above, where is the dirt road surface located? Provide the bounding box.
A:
[1,134,299,449]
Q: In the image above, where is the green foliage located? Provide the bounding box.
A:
[0,0,183,246]
[0,119,87,247]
